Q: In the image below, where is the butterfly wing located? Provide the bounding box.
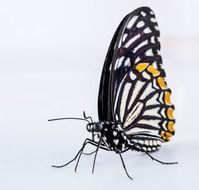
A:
[99,7,175,151]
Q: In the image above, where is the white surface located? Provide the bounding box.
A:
[0,1,199,189]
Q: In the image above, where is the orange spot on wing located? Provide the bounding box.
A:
[164,91,172,105]
[147,65,160,77]
[167,107,174,119]
[161,131,173,141]
[135,63,149,73]
[157,77,168,89]
[167,121,175,132]
[165,132,173,141]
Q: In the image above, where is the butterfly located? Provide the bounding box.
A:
[49,6,177,180]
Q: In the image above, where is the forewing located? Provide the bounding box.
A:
[98,6,162,122]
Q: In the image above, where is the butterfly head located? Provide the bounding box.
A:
[86,122,103,133]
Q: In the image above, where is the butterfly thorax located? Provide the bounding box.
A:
[87,121,129,152]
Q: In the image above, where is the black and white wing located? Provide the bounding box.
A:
[99,7,175,152]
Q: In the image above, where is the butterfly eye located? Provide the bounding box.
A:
[86,124,92,132]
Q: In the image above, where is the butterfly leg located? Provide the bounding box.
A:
[92,136,103,174]
[118,152,133,180]
[144,151,178,165]
[74,138,102,172]
[52,138,95,169]
[82,150,97,155]
[75,136,109,174]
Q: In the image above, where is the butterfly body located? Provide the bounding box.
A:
[87,119,163,153]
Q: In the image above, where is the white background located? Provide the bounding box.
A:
[0,0,199,189]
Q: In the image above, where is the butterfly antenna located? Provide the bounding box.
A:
[83,111,93,123]
[48,117,90,123]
